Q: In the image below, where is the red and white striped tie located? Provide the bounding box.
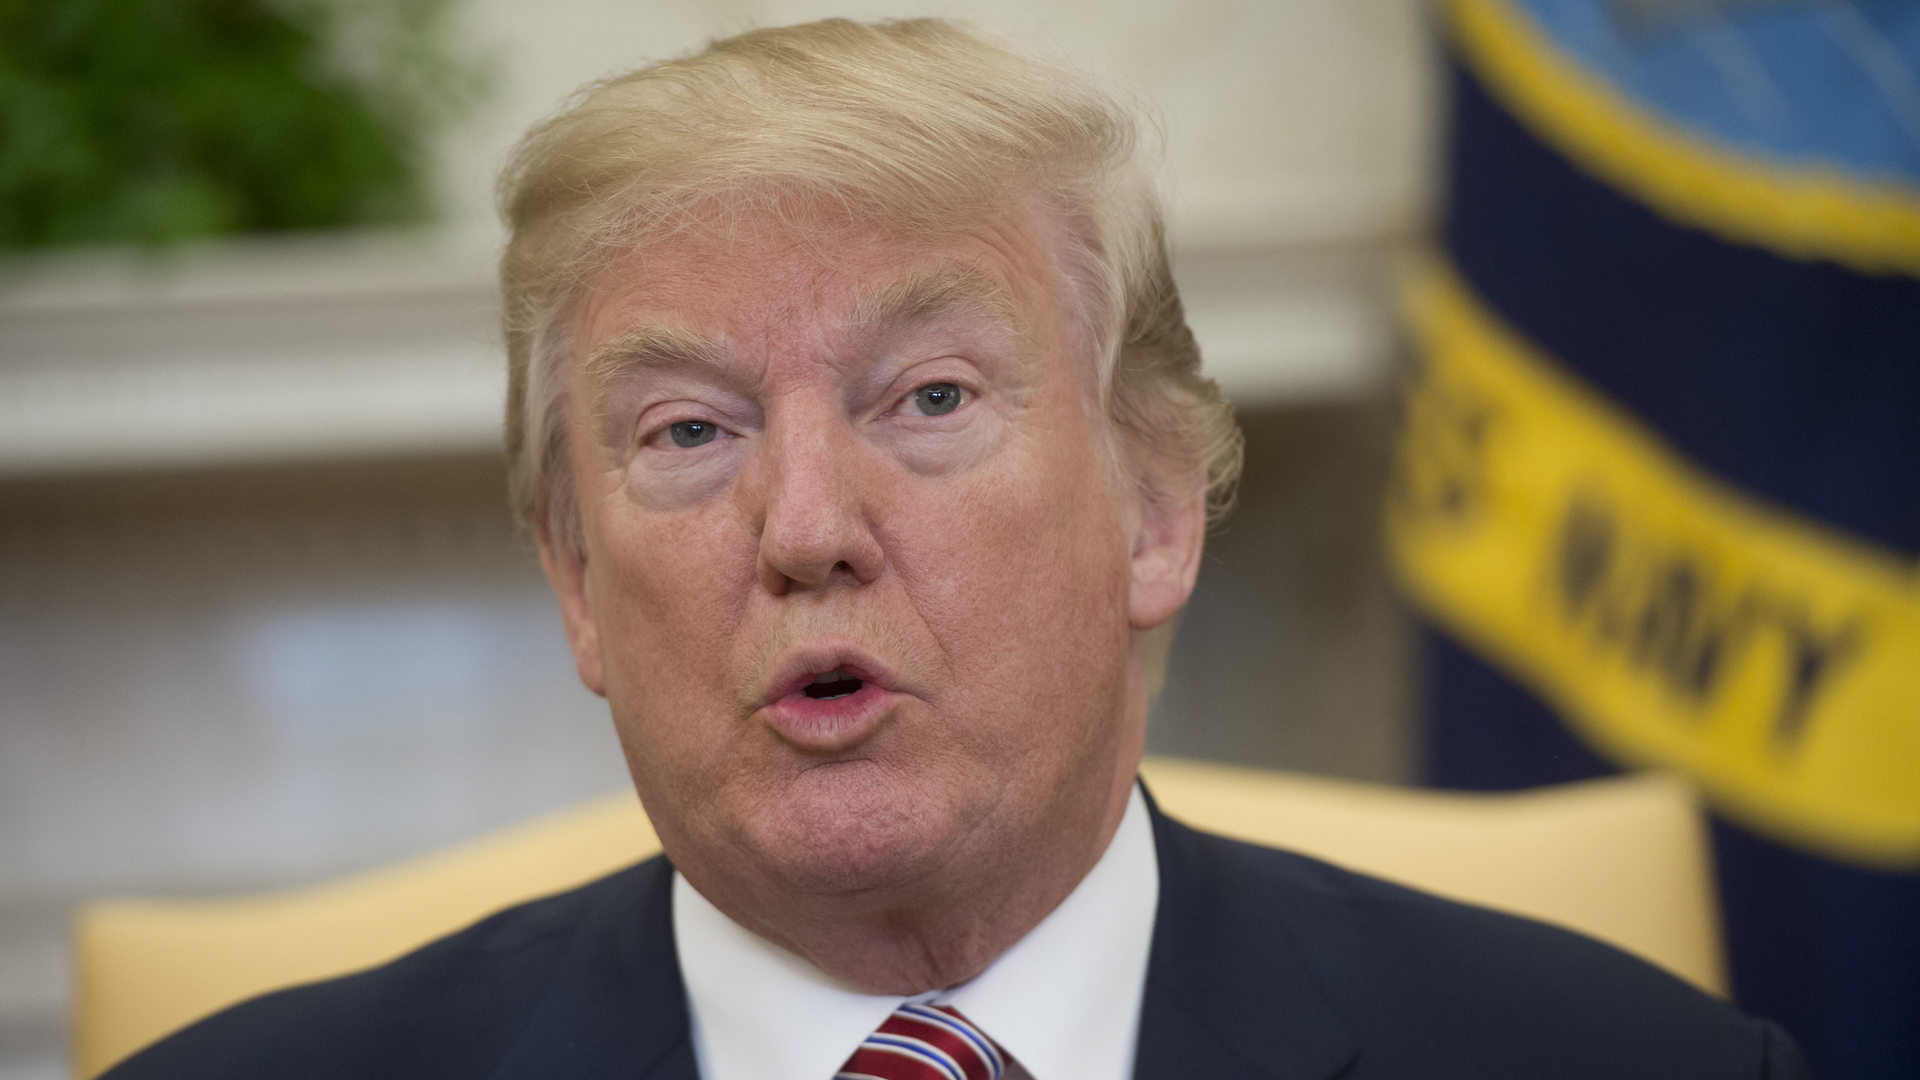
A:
[835,1002,1008,1080]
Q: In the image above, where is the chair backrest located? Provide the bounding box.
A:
[72,757,1723,1078]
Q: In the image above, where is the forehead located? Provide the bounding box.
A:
[575,200,1072,354]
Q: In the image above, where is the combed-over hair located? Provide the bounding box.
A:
[498,17,1242,556]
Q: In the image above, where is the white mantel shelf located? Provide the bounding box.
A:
[0,231,1404,480]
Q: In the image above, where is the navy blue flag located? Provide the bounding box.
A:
[1389,2,1920,1078]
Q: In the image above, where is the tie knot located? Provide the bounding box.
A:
[835,1003,1008,1080]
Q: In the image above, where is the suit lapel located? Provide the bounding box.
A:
[486,856,698,1080]
[1134,784,1358,1080]
[478,786,1360,1080]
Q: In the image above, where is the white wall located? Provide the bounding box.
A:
[433,0,1437,248]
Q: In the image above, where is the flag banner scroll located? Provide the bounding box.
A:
[1392,265,1920,866]
[1394,1,1920,1077]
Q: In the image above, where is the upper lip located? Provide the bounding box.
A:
[761,643,899,706]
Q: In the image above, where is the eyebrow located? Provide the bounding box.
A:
[580,266,1023,401]
[583,325,729,390]
[851,267,1026,338]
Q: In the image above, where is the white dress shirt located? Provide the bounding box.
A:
[673,784,1159,1080]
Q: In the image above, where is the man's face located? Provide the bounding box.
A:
[545,199,1192,929]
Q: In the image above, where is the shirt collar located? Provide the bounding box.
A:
[673,783,1159,1080]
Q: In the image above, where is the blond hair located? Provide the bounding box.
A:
[498,17,1241,555]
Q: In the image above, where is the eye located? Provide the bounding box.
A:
[909,382,964,417]
[666,420,720,448]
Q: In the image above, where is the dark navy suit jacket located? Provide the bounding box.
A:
[105,790,1810,1079]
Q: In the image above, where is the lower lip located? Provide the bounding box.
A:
[762,682,899,752]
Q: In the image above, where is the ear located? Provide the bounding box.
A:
[537,527,608,697]
[1128,476,1207,631]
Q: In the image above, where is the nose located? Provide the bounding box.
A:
[744,408,886,595]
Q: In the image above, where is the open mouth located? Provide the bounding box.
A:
[762,654,894,751]
[802,669,865,700]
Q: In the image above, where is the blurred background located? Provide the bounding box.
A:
[0,2,1914,1079]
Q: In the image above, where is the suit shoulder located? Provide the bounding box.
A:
[1167,824,1806,1079]
[100,859,665,1080]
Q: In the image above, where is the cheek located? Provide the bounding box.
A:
[894,413,1134,725]
[583,497,757,734]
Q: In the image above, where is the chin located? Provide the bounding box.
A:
[739,758,962,895]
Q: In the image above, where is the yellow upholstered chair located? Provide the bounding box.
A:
[73,757,1724,1078]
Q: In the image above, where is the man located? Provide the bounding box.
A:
[109,18,1808,1080]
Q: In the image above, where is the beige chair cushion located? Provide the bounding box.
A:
[73,757,1723,1078]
